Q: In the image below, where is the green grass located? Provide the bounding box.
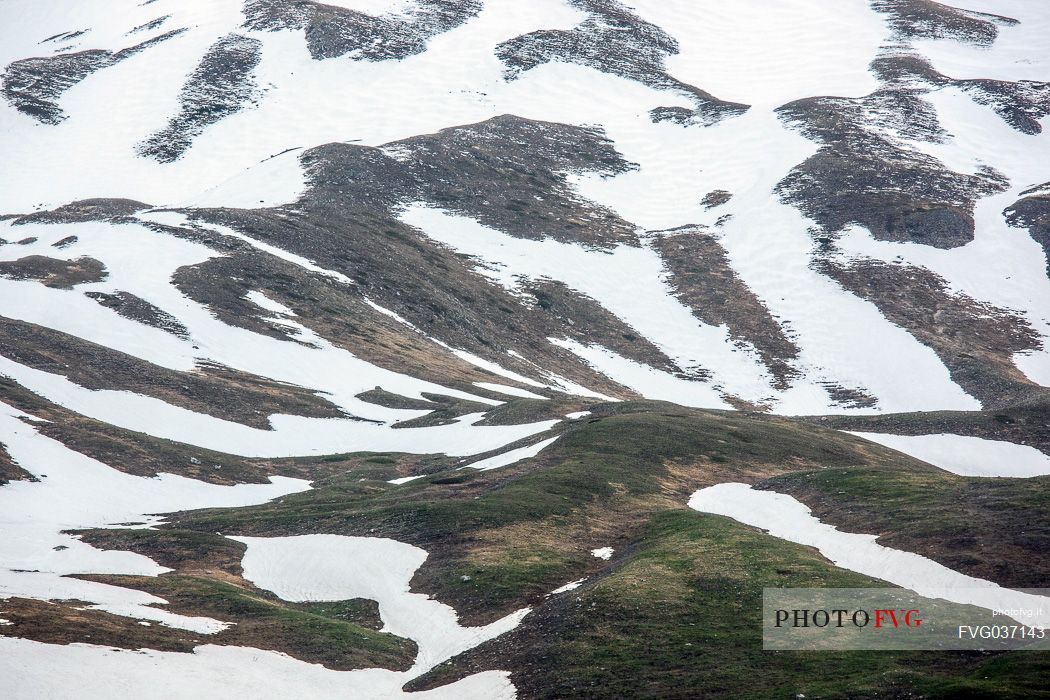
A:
[419,510,1050,699]
[446,545,579,611]
[108,575,416,672]
[523,510,896,698]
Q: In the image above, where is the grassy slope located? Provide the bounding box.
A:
[164,402,921,619]
[71,401,1049,696]
[414,510,1050,699]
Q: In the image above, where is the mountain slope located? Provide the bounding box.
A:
[1,1,1049,698]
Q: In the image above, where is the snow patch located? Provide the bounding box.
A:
[451,348,546,388]
[688,483,1050,626]
[626,0,884,107]
[848,432,1050,478]
[463,435,559,472]
[181,148,306,209]
[550,338,731,409]
[0,401,308,630]
[233,534,530,676]
[244,290,296,316]
[313,0,417,19]
[549,579,586,595]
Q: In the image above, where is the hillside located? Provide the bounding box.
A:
[1,1,1049,698]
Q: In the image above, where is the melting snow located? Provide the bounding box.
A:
[2,0,1050,693]
[1,0,1013,415]
[549,338,731,409]
[0,355,556,458]
[233,534,530,676]
[451,348,547,388]
[387,475,427,485]
[404,204,777,406]
[549,579,586,595]
[323,0,417,15]
[0,401,309,630]
[244,290,296,317]
[849,431,1050,478]
[463,436,560,472]
[688,483,1050,627]
[180,148,306,209]
[0,216,555,457]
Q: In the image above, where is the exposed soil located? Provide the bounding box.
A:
[0,317,347,428]
[0,255,107,288]
[243,0,482,61]
[700,190,732,209]
[759,467,1050,588]
[168,242,638,401]
[167,116,692,398]
[0,441,34,484]
[817,258,1043,408]
[1,30,185,124]
[84,291,191,339]
[0,584,413,673]
[157,402,946,625]
[871,0,1016,47]
[653,230,800,389]
[1005,184,1050,275]
[777,89,1005,248]
[11,198,151,225]
[0,374,521,485]
[34,402,1048,697]
[0,597,213,653]
[128,15,171,35]
[803,395,1050,457]
[496,0,748,126]
[138,34,262,163]
[17,528,416,671]
[76,529,248,579]
[871,53,1050,135]
[406,510,1040,700]
[818,381,879,409]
